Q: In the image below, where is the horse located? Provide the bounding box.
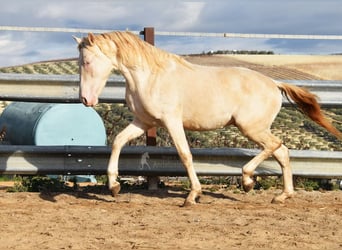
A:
[73,31,341,206]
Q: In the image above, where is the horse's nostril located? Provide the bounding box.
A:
[81,97,88,105]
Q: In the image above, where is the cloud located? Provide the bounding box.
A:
[196,0,342,35]
[149,2,205,31]
[0,33,32,66]
[0,32,78,66]
[0,0,342,67]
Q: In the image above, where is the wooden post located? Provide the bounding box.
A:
[143,27,159,190]
[143,27,155,46]
[143,27,157,147]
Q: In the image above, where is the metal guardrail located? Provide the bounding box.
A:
[0,74,125,103]
[0,73,341,107]
[0,145,341,178]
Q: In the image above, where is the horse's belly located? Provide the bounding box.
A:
[181,90,235,131]
[182,112,233,131]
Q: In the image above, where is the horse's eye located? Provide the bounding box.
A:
[83,61,91,66]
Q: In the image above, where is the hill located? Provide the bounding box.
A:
[3,54,342,80]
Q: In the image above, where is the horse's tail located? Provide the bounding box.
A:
[276,82,342,140]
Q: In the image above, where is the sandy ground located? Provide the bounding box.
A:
[0,184,341,250]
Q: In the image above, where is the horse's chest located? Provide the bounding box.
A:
[125,91,161,126]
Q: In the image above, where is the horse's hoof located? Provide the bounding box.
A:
[271,197,285,204]
[242,180,254,193]
[182,190,201,207]
[110,183,121,197]
[182,199,196,207]
[271,192,294,204]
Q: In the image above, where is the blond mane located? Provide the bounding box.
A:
[82,31,191,71]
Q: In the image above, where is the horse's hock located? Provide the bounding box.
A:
[0,102,106,146]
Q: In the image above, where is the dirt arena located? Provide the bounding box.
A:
[0,184,341,250]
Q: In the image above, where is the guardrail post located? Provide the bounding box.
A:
[143,27,159,190]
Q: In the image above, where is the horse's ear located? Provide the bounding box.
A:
[72,35,82,45]
[88,33,96,45]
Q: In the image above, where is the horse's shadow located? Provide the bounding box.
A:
[38,183,241,204]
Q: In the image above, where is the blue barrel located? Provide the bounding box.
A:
[0,102,106,146]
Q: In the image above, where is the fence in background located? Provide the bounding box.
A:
[0,26,341,178]
[2,25,342,40]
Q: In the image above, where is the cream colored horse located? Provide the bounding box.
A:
[73,31,341,206]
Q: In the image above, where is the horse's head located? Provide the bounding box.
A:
[73,33,114,107]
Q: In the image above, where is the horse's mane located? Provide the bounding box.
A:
[81,31,191,71]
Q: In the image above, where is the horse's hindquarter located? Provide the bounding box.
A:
[179,66,282,131]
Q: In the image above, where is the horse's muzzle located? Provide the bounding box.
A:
[80,96,97,107]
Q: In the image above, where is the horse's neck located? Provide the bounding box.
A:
[120,66,151,93]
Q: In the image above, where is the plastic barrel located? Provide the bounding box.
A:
[0,102,106,146]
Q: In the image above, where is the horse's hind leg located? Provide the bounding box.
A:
[272,145,294,203]
[241,130,281,191]
[242,148,278,193]
[241,130,294,203]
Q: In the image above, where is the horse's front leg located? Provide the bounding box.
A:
[108,119,147,197]
[164,119,202,206]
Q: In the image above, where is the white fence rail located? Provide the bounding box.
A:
[2,26,342,40]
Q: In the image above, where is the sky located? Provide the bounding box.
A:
[0,0,342,67]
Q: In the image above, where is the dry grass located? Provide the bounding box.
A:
[224,55,342,80]
[2,54,342,80]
